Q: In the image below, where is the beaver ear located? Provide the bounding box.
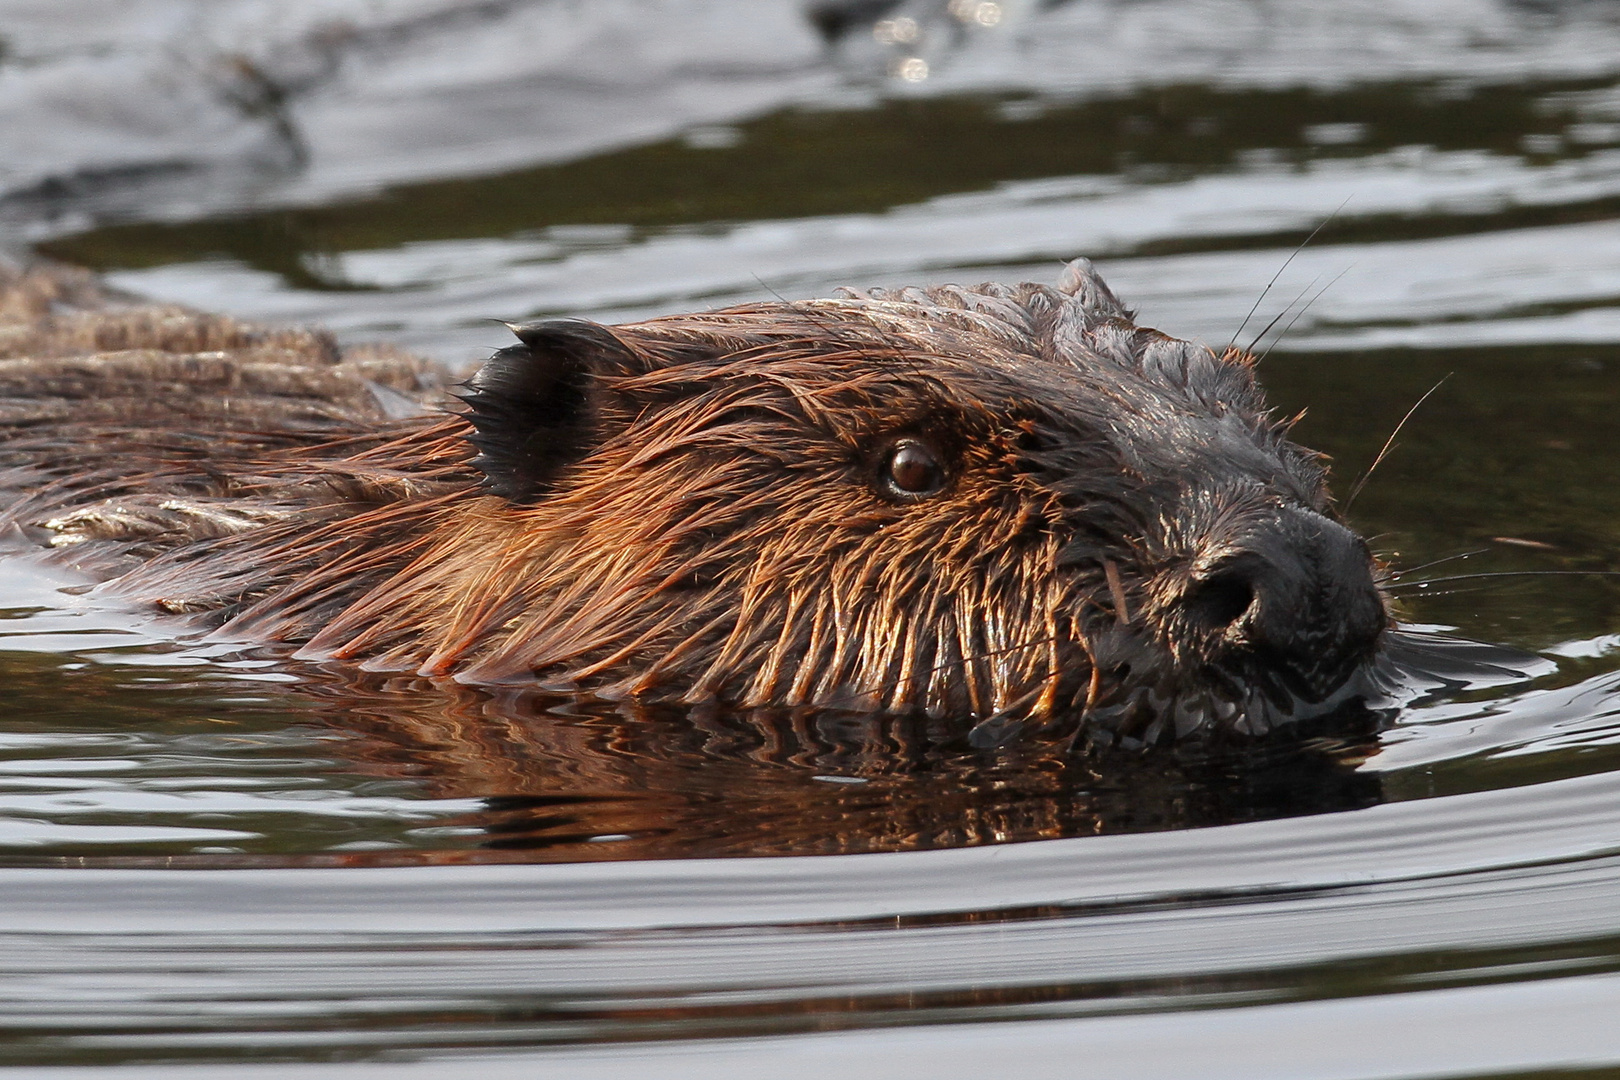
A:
[459,320,641,503]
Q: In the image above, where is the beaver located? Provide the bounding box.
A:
[0,258,1389,747]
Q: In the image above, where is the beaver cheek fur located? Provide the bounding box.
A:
[15,260,1391,746]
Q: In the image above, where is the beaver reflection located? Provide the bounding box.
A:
[310,674,1384,859]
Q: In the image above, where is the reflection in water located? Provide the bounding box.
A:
[207,626,1547,861]
[0,608,1584,867]
[299,675,1388,860]
[0,644,1395,865]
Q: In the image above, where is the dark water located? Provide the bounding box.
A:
[4,1,1620,1075]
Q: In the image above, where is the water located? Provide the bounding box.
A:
[4,0,1620,1074]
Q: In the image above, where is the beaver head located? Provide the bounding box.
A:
[126,258,1373,746]
[23,260,1387,745]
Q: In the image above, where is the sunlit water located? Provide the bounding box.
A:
[4,1,1620,1075]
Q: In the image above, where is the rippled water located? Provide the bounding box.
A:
[5,0,1620,1075]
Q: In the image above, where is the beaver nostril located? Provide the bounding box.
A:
[1185,568,1256,632]
[1186,510,1388,704]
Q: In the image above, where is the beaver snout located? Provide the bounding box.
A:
[1184,508,1387,701]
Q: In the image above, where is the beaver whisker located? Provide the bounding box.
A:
[1226,200,1347,356]
[1386,570,1620,591]
[1386,548,1489,579]
[1244,272,1325,358]
[1343,375,1450,511]
[1252,262,1357,362]
[1387,586,1492,601]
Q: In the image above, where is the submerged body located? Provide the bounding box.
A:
[0,259,1388,745]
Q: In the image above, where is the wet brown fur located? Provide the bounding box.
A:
[0,259,1389,741]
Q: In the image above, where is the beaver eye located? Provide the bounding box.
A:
[880,440,947,499]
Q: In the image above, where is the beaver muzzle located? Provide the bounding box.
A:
[1082,505,1388,746]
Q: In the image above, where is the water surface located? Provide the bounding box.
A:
[4,1,1620,1075]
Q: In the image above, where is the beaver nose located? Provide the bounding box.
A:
[1184,508,1386,699]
